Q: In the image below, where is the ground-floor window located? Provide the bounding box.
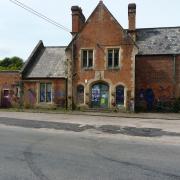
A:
[116,85,124,106]
[91,83,109,108]
[40,83,52,103]
[77,85,84,104]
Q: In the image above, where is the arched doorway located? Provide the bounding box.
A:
[116,85,124,107]
[91,83,109,108]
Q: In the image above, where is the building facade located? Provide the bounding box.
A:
[21,41,67,109]
[0,1,180,111]
[66,2,138,111]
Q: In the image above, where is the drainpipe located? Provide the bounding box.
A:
[173,54,176,98]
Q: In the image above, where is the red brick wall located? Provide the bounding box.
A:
[135,55,179,110]
[71,3,136,108]
[23,82,37,108]
[0,71,20,107]
[23,79,66,108]
[175,55,180,97]
[53,79,66,107]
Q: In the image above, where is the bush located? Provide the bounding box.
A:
[0,56,24,70]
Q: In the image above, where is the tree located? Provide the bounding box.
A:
[0,56,24,70]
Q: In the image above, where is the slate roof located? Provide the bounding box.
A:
[22,41,67,79]
[136,27,180,55]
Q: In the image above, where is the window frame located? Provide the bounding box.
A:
[39,82,52,103]
[107,48,120,69]
[81,49,94,69]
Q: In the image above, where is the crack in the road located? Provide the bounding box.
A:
[82,137,180,179]
[94,151,180,179]
[23,137,50,180]
[0,117,180,137]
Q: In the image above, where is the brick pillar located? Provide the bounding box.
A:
[66,49,73,110]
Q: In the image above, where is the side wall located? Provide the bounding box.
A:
[135,55,180,110]
[23,79,66,108]
[175,55,180,97]
[0,72,21,108]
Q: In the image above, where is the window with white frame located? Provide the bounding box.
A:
[82,49,93,69]
[40,83,52,103]
[107,49,120,68]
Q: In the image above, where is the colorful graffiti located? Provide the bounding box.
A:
[136,85,173,111]
[1,83,20,108]
[28,88,36,106]
[54,90,66,107]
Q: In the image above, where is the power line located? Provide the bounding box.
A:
[9,0,71,33]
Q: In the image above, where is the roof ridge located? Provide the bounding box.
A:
[136,26,180,30]
[45,46,67,48]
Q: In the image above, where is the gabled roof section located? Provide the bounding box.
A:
[136,26,180,55]
[21,40,44,74]
[66,1,137,50]
[22,41,67,79]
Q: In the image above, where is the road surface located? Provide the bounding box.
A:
[0,124,180,180]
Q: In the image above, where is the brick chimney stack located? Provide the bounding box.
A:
[128,3,136,41]
[71,6,86,36]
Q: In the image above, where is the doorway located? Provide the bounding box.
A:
[116,85,124,107]
[1,89,11,107]
[91,83,109,108]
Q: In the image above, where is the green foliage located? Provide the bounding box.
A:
[0,56,24,70]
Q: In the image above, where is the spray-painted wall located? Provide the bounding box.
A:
[135,55,180,111]
[23,79,66,108]
[0,71,21,108]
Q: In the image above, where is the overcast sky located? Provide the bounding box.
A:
[0,0,180,60]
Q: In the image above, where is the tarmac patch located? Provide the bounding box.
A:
[0,117,180,137]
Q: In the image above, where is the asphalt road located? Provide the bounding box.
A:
[0,125,180,180]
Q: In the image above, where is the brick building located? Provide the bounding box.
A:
[21,41,67,109]
[0,71,20,108]
[66,2,137,111]
[1,1,180,111]
[66,1,180,111]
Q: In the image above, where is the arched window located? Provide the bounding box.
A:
[77,85,84,104]
[116,85,124,106]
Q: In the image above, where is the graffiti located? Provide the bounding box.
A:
[28,88,36,106]
[54,90,66,107]
[1,85,20,108]
[54,91,65,98]
[136,85,173,111]
[145,88,155,111]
